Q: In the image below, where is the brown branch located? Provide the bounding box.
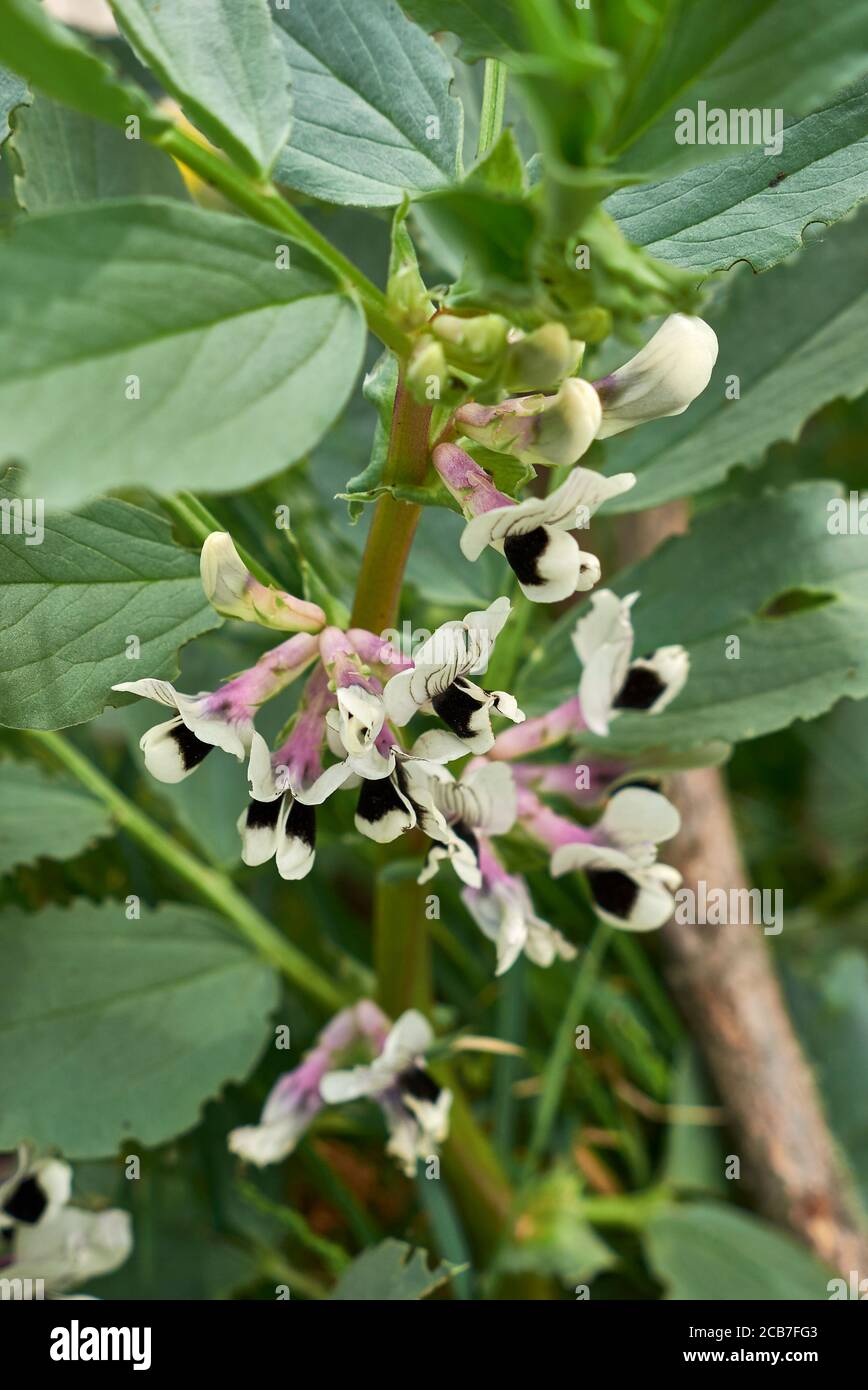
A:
[619,503,868,1277]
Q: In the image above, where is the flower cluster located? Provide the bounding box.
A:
[229,1004,451,1178]
[115,308,709,978]
[0,1147,131,1298]
[427,313,718,606]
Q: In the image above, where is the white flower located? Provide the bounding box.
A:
[463,871,577,976]
[0,1148,71,1231]
[112,677,268,785]
[320,1011,452,1179]
[594,315,718,439]
[353,748,454,846]
[573,590,689,736]
[383,598,524,755]
[551,842,682,931]
[457,377,603,467]
[8,1206,132,1296]
[461,466,636,603]
[416,762,518,889]
[0,1148,131,1297]
[237,795,316,880]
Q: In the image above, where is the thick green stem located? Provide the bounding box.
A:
[350,375,514,1257]
[154,127,409,357]
[350,378,432,633]
[26,730,346,1014]
[374,848,432,1017]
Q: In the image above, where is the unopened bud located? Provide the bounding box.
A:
[405,335,450,403]
[387,261,432,332]
[200,533,325,633]
[503,323,584,391]
[430,312,509,373]
[457,377,601,468]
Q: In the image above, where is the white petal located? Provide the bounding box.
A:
[382,1009,433,1070]
[319,1065,379,1104]
[12,1207,132,1293]
[599,786,681,853]
[111,678,180,708]
[228,1112,308,1166]
[410,727,475,762]
[382,668,419,726]
[237,797,283,867]
[336,685,386,755]
[293,759,354,806]
[453,762,518,835]
[509,527,589,603]
[139,717,202,783]
[175,691,249,759]
[490,689,524,724]
[275,799,316,880]
[596,315,718,439]
[247,730,283,801]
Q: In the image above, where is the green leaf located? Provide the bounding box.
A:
[805,698,868,866]
[602,212,868,510]
[785,950,868,1208]
[0,761,113,874]
[614,0,868,175]
[0,61,27,143]
[398,0,522,62]
[646,1202,835,1299]
[607,79,868,274]
[0,0,167,138]
[9,93,187,210]
[329,1238,461,1300]
[0,497,221,730]
[0,901,280,1158]
[518,483,868,749]
[0,198,366,507]
[272,0,462,206]
[110,0,291,178]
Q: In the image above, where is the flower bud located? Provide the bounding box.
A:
[503,323,584,391]
[594,314,718,438]
[405,335,450,404]
[386,261,432,332]
[457,377,602,468]
[430,312,509,373]
[200,533,325,633]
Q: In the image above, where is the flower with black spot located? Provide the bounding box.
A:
[433,444,635,603]
[383,597,524,757]
[320,1010,452,1178]
[573,589,689,736]
[113,633,318,785]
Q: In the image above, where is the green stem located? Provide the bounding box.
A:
[154,127,409,356]
[374,849,432,1017]
[26,730,346,1014]
[349,375,514,1256]
[524,923,611,1171]
[577,1185,671,1231]
[477,60,508,159]
[349,377,433,633]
